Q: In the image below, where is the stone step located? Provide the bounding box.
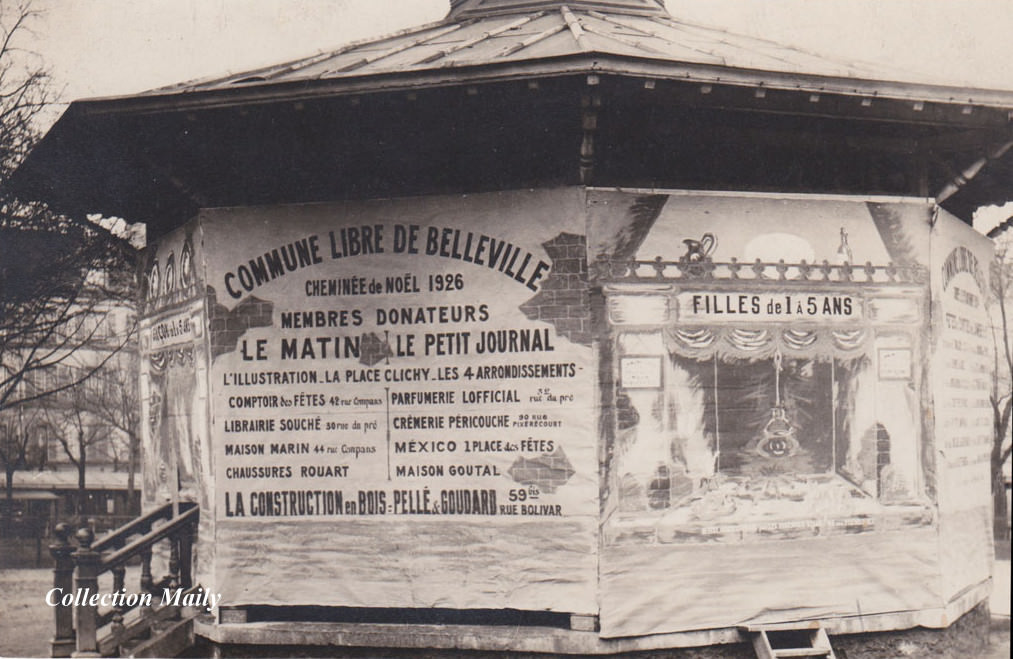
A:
[121,617,194,658]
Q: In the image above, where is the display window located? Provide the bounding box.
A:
[605,290,930,542]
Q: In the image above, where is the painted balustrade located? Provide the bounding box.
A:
[597,258,928,284]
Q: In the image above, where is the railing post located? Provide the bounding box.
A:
[49,523,76,658]
[139,547,154,617]
[111,563,127,637]
[178,521,194,589]
[166,535,180,590]
[71,527,101,658]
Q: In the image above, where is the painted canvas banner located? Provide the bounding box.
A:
[201,188,597,611]
[138,219,214,590]
[591,191,945,637]
[929,208,994,603]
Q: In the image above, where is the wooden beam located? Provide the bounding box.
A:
[580,90,600,184]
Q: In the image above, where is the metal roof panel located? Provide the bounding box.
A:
[155,3,989,104]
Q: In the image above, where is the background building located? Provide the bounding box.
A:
[1,228,143,549]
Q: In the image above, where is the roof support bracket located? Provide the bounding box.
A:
[935,139,1013,204]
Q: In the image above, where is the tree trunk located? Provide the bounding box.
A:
[994,394,1012,542]
[3,465,14,532]
[994,441,1011,542]
[995,471,1009,542]
[4,465,13,503]
[77,431,86,516]
[127,433,138,515]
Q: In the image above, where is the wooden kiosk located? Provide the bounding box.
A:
[13,1,1012,655]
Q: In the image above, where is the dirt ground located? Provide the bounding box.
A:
[1,567,55,658]
[1,565,1009,659]
[0,566,140,659]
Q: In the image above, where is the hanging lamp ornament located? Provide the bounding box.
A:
[754,350,801,459]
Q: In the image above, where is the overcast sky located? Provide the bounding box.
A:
[16,0,1013,226]
[26,0,1013,103]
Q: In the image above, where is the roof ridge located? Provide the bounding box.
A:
[331,22,470,73]
[410,12,545,66]
[494,20,568,58]
[560,6,593,52]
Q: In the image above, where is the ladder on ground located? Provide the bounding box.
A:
[745,622,837,658]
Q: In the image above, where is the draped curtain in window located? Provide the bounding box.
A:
[665,326,869,362]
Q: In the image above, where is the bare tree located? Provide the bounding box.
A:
[0,403,46,521]
[0,1,138,523]
[0,1,50,183]
[43,381,112,516]
[989,226,1013,541]
[75,350,141,512]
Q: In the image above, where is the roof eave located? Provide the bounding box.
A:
[64,52,1013,117]
[10,51,1011,229]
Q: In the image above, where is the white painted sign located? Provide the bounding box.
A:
[676,291,862,323]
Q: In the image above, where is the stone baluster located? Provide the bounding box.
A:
[140,547,154,617]
[110,563,127,637]
[49,523,76,658]
[179,522,194,589]
[167,536,181,590]
[72,527,101,657]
